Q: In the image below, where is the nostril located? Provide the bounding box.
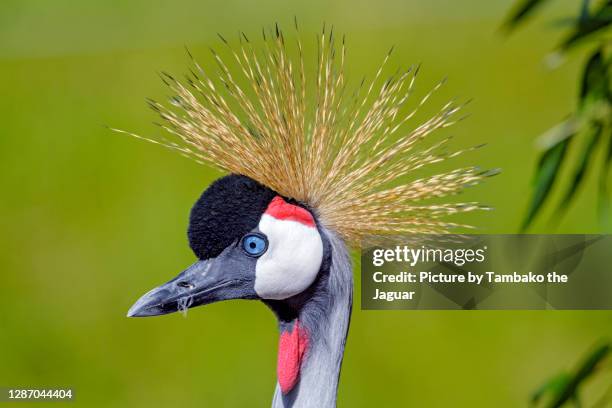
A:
[177,281,194,289]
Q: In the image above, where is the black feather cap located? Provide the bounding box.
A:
[188,174,277,260]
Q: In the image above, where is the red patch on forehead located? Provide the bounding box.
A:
[277,320,309,395]
[265,196,315,227]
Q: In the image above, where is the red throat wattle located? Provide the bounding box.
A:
[277,320,309,394]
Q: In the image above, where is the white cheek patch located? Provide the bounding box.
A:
[254,213,323,300]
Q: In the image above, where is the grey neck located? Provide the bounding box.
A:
[271,229,353,408]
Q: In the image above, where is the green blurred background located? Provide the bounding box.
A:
[1,0,611,406]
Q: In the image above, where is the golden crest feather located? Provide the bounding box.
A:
[116,22,495,245]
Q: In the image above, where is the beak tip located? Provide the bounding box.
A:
[126,304,142,318]
[126,304,158,317]
[127,295,156,318]
[127,286,167,318]
[127,292,172,318]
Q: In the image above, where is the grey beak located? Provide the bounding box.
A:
[127,255,257,317]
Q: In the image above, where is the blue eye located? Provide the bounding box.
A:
[242,234,268,256]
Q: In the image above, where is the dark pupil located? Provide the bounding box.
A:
[242,234,268,257]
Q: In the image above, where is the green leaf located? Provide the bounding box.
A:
[546,343,610,408]
[579,48,610,108]
[558,122,603,210]
[531,372,571,405]
[522,123,573,230]
[559,2,612,50]
[556,51,610,210]
[573,344,610,386]
[531,344,610,408]
[578,48,612,228]
[503,0,554,31]
[599,131,612,229]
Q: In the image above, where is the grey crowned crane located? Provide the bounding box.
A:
[123,24,492,408]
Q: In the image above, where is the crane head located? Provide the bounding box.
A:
[127,174,324,317]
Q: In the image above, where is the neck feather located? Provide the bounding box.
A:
[269,229,353,408]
